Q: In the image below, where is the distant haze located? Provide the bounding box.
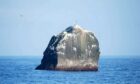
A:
[0,0,140,56]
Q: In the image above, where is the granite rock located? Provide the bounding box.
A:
[36,25,100,71]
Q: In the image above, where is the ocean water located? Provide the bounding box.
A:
[0,56,140,84]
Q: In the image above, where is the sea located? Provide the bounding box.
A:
[0,56,140,84]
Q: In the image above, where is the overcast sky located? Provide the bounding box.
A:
[0,0,140,56]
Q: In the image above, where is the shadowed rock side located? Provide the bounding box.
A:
[36,25,100,71]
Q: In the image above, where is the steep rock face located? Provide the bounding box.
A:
[36,25,100,71]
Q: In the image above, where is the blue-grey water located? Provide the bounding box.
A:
[0,56,140,84]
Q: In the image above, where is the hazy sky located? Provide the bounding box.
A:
[0,0,140,56]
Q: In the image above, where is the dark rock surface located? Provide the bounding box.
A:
[36,25,100,71]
